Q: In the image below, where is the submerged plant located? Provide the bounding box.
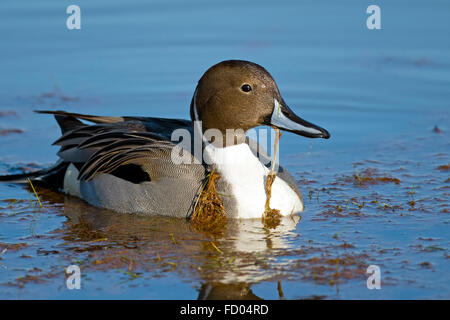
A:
[191,170,227,233]
[262,172,282,228]
[262,128,282,229]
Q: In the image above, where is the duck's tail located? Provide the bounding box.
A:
[0,161,68,189]
[0,171,43,183]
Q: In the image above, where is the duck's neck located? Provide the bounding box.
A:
[203,143,303,218]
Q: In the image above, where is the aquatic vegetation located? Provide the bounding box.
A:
[191,170,227,233]
[0,242,28,251]
[210,241,223,254]
[436,164,450,171]
[169,233,177,245]
[0,128,23,136]
[262,128,282,229]
[262,172,282,229]
[351,167,400,186]
[27,178,42,208]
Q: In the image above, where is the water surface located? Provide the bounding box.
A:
[0,0,449,299]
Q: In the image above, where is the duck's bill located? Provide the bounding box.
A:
[269,99,330,139]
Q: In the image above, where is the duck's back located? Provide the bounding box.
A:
[36,110,206,218]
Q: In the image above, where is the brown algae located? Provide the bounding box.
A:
[262,128,282,228]
[262,172,282,228]
[191,170,227,233]
[353,167,400,186]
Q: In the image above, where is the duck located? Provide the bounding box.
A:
[0,60,330,219]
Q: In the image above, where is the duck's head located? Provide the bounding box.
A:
[191,60,330,145]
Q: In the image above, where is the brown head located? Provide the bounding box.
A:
[190,60,330,146]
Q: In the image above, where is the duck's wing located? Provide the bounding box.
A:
[36,110,198,174]
[32,110,206,217]
[35,110,193,164]
[73,129,205,217]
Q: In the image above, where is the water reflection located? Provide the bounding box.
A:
[198,282,262,300]
[41,189,301,298]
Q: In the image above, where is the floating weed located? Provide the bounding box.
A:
[351,167,400,186]
[312,269,318,282]
[371,200,395,211]
[226,256,236,265]
[57,258,67,273]
[308,190,313,201]
[128,258,133,272]
[165,262,177,271]
[329,258,340,286]
[436,164,450,171]
[262,172,282,229]
[16,274,45,288]
[262,128,282,229]
[333,229,346,240]
[340,242,354,248]
[27,178,42,208]
[87,238,108,243]
[7,199,17,209]
[23,179,43,236]
[0,243,28,252]
[354,165,362,185]
[169,233,177,245]
[210,241,223,254]
[191,170,227,233]
[409,184,416,198]
[118,269,141,280]
[371,200,386,210]
[351,200,364,209]
[72,257,83,266]
[424,246,445,252]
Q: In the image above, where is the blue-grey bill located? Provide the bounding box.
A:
[270,99,330,139]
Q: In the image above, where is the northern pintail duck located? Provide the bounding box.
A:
[1,60,330,219]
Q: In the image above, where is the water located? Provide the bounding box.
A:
[0,0,449,299]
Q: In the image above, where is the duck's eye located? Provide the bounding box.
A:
[241,84,252,92]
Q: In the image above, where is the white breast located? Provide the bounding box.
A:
[203,143,304,219]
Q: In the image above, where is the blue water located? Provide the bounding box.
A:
[0,0,449,299]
